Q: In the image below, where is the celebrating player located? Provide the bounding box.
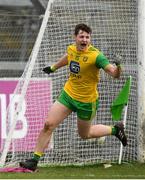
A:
[20,23,127,171]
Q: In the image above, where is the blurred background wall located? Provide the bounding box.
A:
[0,0,48,77]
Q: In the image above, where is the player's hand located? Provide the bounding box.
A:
[112,60,123,79]
[113,60,121,66]
[42,66,54,74]
[113,60,123,71]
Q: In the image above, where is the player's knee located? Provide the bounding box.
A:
[78,132,90,139]
[43,121,54,133]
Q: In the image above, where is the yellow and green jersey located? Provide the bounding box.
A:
[64,44,110,103]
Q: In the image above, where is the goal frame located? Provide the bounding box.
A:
[137,0,145,163]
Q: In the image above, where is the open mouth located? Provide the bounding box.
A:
[77,43,88,51]
[81,43,87,47]
[80,43,87,49]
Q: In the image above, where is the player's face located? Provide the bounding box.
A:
[75,30,91,51]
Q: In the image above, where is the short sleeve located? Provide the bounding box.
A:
[95,53,110,69]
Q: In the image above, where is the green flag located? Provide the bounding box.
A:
[111,76,132,121]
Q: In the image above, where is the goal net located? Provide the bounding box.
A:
[0,0,138,166]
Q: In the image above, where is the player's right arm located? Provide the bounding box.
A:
[42,53,68,74]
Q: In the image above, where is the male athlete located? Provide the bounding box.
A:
[20,23,127,171]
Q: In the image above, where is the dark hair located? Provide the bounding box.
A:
[74,23,92,36]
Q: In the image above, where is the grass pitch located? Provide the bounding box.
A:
[0,162,145,179]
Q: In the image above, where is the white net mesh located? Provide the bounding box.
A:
[0,0,138,166]
[0,10,40,77]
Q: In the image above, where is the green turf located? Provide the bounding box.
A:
[0,162,145,179]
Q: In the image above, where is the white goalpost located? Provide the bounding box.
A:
[0,0,139,167]
[137,0,145,163]
[0,0,55,167]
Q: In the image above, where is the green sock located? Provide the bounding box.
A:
[32,152,43,162]
[111,126,117,135]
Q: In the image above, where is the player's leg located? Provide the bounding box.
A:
[34,101,72,153]
[77,119,127,146]
[20,101,72,171]
[77,119,112,139]
[76,100,127,146]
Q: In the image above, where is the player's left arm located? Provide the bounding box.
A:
[96,53,122,79]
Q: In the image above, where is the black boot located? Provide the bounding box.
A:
[114,122,127,146]
[19,159,38,171]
